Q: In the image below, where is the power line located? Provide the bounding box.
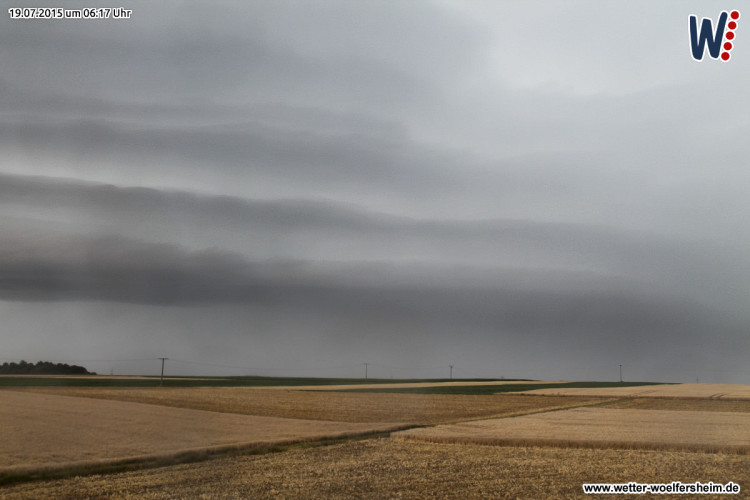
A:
[158,357,168,386]
[167,358,358,373]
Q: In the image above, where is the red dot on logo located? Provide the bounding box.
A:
[725,41,733,50]
[727,31,736,40]
[731,10,740,20]
[721,51,731,61]
[728,21,738,30]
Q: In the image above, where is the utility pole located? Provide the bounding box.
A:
[449,364,454,380]
[619,364,623,383]
[159,357,168,386]
[364,362,370,379]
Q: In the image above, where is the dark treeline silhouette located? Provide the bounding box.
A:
[0,360,94,375]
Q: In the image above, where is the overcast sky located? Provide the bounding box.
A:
[1,1,749,382]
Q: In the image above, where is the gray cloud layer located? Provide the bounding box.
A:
[4,173,748,309]
[2,1,749,381]
[2,173,748,381]
[1,230,743,360]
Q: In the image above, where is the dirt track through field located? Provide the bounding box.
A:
[3,439,749,500]
[0,391,404,475]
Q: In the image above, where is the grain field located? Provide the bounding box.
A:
[395,407,750,453]
[516,383,750,399]
[2,439,748,499]
[3,387,599,424]
[0,391,403,475]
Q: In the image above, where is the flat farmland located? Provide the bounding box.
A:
[0,391,404,476]
[516,383,750,399]
[4,382,750,498]
[3,439,749,500]
[267,380,567,391]
[5,386,599,424]
[395,407,750,453]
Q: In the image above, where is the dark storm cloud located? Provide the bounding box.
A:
[0,171,683,266]
[2,1,749,381]
[0,235,257,304]
[0,1,474,110]
[5,107,747,255]
[0,117,449,192]
[4,172,750,311]
[0,231,742,356]
[0,0,494,212]
[2,174,749,377]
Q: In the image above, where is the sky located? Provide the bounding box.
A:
[1,1,749,382]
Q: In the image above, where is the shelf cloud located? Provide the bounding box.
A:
[2,0,749,382]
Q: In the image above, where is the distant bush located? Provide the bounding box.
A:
[0,360,94,375]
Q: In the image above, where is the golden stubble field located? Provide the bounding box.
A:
[5,386,598,424]
[0,387,599,477]
[3,439,750,500]
[3,383,750,499]
[0,390,405,475]
[394,407,750,453]
[517,383,750,399]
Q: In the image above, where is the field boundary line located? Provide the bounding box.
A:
[513,392,750,402]
[0,425,414,488]
[391,434,750,455]
[437,398,623,425]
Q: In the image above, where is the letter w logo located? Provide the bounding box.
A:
[689,11,740,62]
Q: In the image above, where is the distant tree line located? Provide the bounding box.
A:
[0,360,94,375]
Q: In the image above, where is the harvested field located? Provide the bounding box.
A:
[0,376,563,389]
[517,383,750,399]
[2,438,749,499]
[0,391,403,475]
[270,380,567,391]
[395,407,750,453]
[3,387,599,424]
